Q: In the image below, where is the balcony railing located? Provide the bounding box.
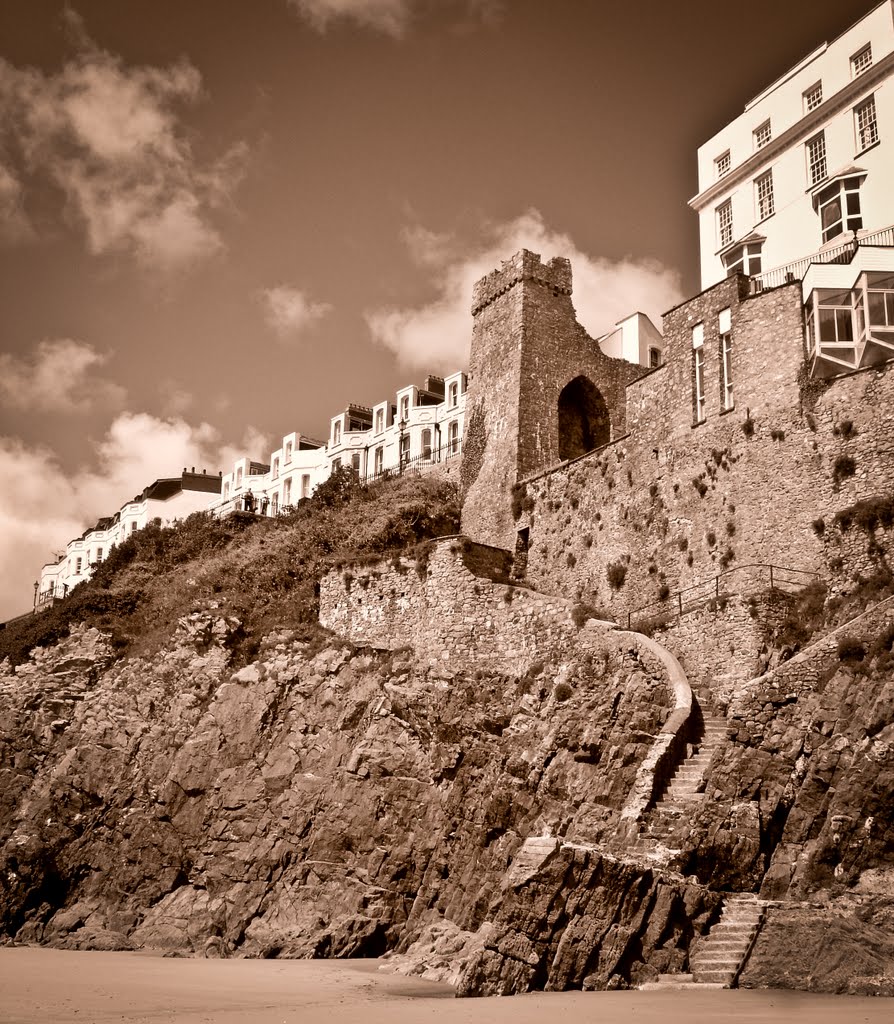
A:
[362,437,462,484]
[750,225,894,293]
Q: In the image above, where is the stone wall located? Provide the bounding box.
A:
[514,278,894,632]
[461,250,645,552]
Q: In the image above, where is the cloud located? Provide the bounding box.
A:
[0,163,33,243]
[0,339,126,414]
[365,209,685,372]
[0,412,270,621]
[260,285,332,339]
[286,0,501,36]
[0,23,246,270]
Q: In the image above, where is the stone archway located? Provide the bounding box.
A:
[558,376,610,461]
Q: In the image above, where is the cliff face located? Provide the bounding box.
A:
[0,613,714,990]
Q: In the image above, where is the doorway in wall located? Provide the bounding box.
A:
[557,376,610,460]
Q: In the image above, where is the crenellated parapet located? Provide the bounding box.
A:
[471,249,572,316]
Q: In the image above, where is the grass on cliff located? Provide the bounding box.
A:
[0,469,461,667]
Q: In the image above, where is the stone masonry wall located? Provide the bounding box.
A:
[461,250,645,553]
[516,278,894,640]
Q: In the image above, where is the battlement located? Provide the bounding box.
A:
[471,249,572,316]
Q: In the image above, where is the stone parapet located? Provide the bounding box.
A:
[470,250,572,316]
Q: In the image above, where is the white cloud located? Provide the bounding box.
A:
[286,0,501,36]
[365,209,685,372]
[0,339,126,414]
[0,413,270,621]
[260,285,332,339]
[0,163,33,243]
[0,29,246,270]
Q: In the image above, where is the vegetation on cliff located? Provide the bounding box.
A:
[0,469,461,667]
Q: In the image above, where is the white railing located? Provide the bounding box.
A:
[751,225,894,292]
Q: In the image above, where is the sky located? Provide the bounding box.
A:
[0,0,879,619]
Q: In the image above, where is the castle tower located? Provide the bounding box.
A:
[460,249,645,552]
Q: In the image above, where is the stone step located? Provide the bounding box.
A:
[691,953,744,966]
[692,971,735,986]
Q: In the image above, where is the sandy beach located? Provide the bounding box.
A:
[0,949,890,1024]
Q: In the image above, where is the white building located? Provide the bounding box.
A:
[598,312,664,368]
[691,0,894,376]
[37,470,222,607]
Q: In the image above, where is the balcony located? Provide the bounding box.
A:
[750,225,894,293]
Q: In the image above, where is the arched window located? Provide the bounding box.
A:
[557,376,610,461]
[422,428,432,459]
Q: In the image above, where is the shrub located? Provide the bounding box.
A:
[658,583,671,601]
[837,635,866,663]
[571,603,606,628]
[583,533,593,548]
[678,537,689,551]
[606,560,627,590]
[649,483,659,498]
[742,414,755,437]
[812,518,826,536]
[726,521,736,537]
[706,530,717,547]
[553,682,573,702]
[692,478,708,497]
[770,428,785,441]
[510,484,526,520]
[832,455,857,486]
[566,552,577,568]
[833,419,856,438]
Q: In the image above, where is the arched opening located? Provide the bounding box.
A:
[558,376,610,461]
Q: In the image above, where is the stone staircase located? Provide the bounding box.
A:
[632,713,727,854]
[640,893,767,990]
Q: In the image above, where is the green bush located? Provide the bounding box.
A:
[606,560,627,590]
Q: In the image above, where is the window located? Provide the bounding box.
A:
[222,482,229,500]
[131,522,138,533]
[448,381,459,407]
[723,241,763,278]
[717,199,733,248]
[867,272,894,328]
[400,395,410,421]
[804,82,823,112]
[422,428,432,460]
[285,442,293,463]
[399,432,410,465]
[271,493,279,515]
[755,170,775,221]
[806,132,827,186]
[351,452,361,475]
[283,478,292,504]
[753,120,772,149]
[719,309,733,411]
[855,96,878,151]
[301,474,310,498]
[374,445,384,476]
[272,457,279,479]
[851,44,872,78]
[816,178,862,243]
[333,421,341,445]
[96,547,103,562]
[375,408,384,433]
[235,467,243,488]
[75,557,82,574]
[648,346,662,368]
[692,324,706,423]
[715,151,731,179]
[448,420,459,456]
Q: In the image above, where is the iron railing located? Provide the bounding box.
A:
[626,562,819,631]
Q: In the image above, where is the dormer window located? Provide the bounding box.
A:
[851,44,872,78]
[333,421,341,445]
[448,382,458,407]
[753,120,772,150]
[272,457,279,479]
[715,151,731,179]
[400,395,410,421]
[375,408,384,433]
[722,240,763,278]
[285,442,293,462]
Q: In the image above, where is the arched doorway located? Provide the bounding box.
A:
[558,376,610,461]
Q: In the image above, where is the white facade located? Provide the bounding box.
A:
[692,1,894,291]
[37,472,222,606]
[598,312,664,367]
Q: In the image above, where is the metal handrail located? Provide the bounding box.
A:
[626,562,820,630]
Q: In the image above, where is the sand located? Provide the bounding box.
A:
[0,949,890,1024]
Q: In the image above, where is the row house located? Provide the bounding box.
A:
[37,471,222,607]
[691,0,894,377]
